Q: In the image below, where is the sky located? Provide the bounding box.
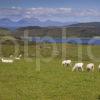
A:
[0,0,100,22]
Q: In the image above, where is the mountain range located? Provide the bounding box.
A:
[0,18,77,28]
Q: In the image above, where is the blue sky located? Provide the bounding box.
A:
[0,0,100,22]
[0,0,100,9]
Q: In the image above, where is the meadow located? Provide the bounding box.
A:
[0,43,100,100]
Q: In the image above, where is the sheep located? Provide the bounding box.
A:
[86,63,94,72]
[1,58,14,63]
[62,60,71,66]
[72,63,84,72]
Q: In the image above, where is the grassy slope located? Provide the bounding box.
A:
[0,44,100,100]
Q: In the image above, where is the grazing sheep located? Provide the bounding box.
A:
[72,63,84,72]
[86,63,94,72]
[62,60,71,66]
[1,58,14,63]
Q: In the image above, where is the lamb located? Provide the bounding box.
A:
[1,58,14,63]
[86,63,94,72]
[62,60,71,66]
[72,63,84,72]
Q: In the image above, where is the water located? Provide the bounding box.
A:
[30,37,100,45]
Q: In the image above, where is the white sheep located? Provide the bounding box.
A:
[86,63,94,72]
[72,63,84,72]
[1,58,14,63]
[62,60,71,66]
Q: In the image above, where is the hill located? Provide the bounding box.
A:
[15,22,100,38]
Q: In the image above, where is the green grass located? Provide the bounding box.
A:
[0,44,100,100]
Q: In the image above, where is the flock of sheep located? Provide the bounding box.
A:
[1,55,100,72]
[0,54,22,63]
[62,60,100,72]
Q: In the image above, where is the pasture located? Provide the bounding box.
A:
[0,43,100,100]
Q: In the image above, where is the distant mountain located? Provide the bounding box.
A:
[0,18,77,29]
[0,18,14,27]
[16,18,41,27]
[69,22,100,28]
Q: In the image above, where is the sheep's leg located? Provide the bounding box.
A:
[66,64,68,66]
[81,67,84,72]
[62,64,65,67]
[72,66,76,71]
[87,68,90,72]
[92,66,94,72]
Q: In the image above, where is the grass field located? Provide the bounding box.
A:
[0,43,100,100]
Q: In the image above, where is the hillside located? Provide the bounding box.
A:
[0,27,12,36]
[15,22,100,38]
[69,22,100,27]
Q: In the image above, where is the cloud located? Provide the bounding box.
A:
[0,7,100,22]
